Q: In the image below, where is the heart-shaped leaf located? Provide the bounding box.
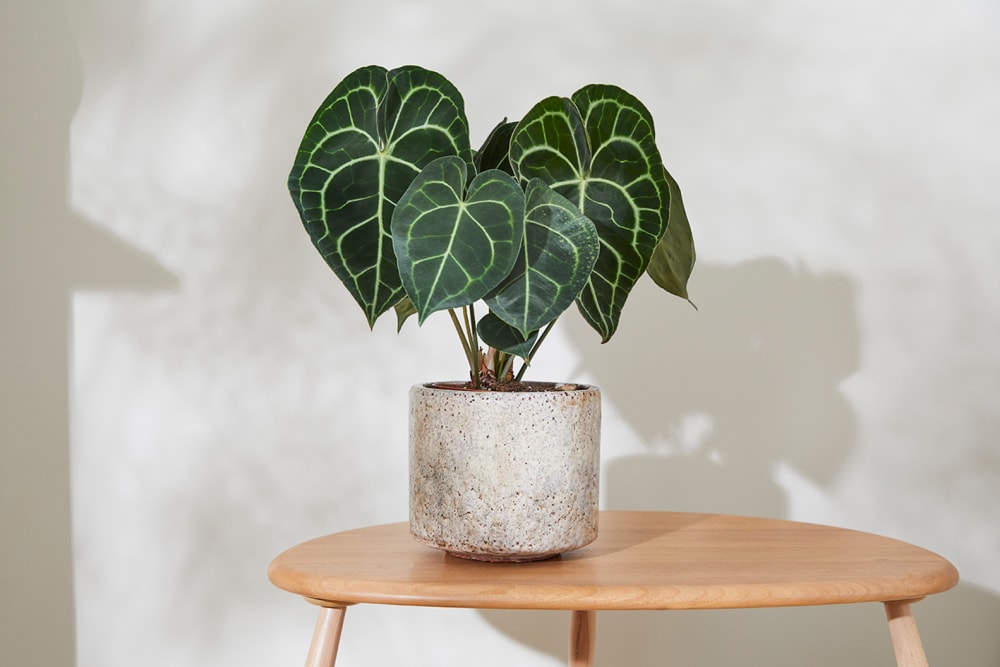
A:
[391,156,525,322]
[288,65,473,328]
[485,179,599,338]
[509,97,589,186]
[477,312,538,359]
[509,85,670,342]
[646,167,696,303]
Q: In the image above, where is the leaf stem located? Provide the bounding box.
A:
[514,319,558,382]
[497,352,515,381]
[467,304,482,389]
[467,302,479,355]
[448,309,477,385]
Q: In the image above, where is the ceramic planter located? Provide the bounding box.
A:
[409,382,601,561]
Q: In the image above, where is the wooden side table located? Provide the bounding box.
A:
[268,510,958,667]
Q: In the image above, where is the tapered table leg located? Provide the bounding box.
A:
[569,610,596,667]
[884,601,929,667]
[305,606,347,667]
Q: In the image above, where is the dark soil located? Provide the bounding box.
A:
[431,378,583,392]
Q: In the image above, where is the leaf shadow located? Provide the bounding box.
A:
[479,258,998,665]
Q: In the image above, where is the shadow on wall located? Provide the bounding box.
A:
[0,3,176,666]
[587,258,857,518]
[479,259,1000,665]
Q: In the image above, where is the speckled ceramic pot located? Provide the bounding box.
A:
[409,382,601,562]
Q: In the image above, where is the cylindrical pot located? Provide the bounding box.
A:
[409,382,601,562]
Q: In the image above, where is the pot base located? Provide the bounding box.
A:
[410,519,597,562]
[445,550,562,563]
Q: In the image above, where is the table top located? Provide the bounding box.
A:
[268,511,959,611]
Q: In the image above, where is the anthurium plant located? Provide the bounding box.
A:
[288,65,695,389]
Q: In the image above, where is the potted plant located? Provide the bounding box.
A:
[288,64,695,561]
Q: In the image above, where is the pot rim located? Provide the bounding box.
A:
[418,380,597,393]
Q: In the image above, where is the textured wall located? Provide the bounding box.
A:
[6,0,994,665]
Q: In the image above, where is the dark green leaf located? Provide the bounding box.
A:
[646,168,696,303]
[393,296,418,331]
[478,312,538,359]
[391,156,525,322]
[509,97,590,186]
[287,65,473,328]
[474,118,518,176]
[510,85,670,342]
[485,179,599,338]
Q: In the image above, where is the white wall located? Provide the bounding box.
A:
[3,0,998,665]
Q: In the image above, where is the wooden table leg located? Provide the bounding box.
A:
[884,601,929,667]
[305,606,347,667]
[569,610,596,667]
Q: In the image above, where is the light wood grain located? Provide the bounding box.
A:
[269,511,958,611]
[569,610,596,667]
[885,601,930,667]
[304,606,346,667]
